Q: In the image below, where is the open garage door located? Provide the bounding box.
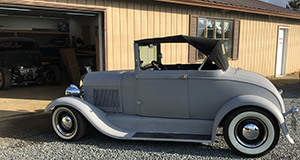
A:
[0,6,104,118]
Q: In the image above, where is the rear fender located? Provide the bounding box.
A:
[212,95,294,144]
[45,97,135,139]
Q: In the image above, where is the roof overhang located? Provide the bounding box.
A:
[155,0,300,20]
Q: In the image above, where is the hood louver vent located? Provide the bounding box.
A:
[93,89,121,113]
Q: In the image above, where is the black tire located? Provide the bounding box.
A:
[0,67,12,89]
[223,107,279,157]
[52,107,87,141]
[48,65,61,85]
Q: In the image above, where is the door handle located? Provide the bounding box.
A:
[179,75,188,79]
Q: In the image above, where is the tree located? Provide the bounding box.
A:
[286,0,300,11]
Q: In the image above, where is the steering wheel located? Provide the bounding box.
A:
[151,61,166,70]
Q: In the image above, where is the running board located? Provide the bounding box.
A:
[132,132,212,143]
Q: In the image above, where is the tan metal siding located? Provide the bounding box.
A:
[188,15,198,63]
[231,17,300,76]
[286,24,300,74]
[30,0,300,76]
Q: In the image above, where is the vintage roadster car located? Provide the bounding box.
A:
[45,35,298,157]
[0,37,61,89]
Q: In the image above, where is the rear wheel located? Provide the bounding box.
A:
[0,67,12,89]
[223,107,279,157]
[52,107,87,141]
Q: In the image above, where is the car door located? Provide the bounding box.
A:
[136,70,189,118]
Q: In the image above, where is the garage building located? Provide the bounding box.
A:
[0,0,300,78]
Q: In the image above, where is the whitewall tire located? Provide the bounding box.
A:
[52,106,87,141]
[223,107,279,157]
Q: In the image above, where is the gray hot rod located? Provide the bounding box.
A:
[45,35,298,157]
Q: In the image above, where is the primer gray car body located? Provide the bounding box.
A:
[45,35,298,157]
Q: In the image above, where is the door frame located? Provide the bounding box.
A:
[275,26,289,77]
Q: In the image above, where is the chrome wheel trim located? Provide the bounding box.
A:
[228,111,275,155]
[235,118,268,148]
[52,107,78,140]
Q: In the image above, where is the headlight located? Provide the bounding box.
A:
[65,84,81,97]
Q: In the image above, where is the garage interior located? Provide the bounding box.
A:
[0,6,104,118]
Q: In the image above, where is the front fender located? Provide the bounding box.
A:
[211,95,294,144]
[45,97,135,139]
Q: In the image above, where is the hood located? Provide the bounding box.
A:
[83,70,133,86]
[82,70,134,112]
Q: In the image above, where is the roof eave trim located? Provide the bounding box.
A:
[155,0,300,20]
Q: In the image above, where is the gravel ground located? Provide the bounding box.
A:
[0,83,299,159]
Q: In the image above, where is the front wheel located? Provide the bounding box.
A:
[52,107,87,141]
[223,107,279,157]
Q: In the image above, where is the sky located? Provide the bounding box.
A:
[260,0,290,7]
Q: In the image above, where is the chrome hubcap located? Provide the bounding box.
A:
[54,109,76,137]
[242,124,260,140]
[61,115,73,130]
[235,118,267,148]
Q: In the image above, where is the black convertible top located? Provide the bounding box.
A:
[135,35,229,70]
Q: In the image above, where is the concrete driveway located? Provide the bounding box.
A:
[0,84,66,120]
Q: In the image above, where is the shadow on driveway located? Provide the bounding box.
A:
[0,84,66,101]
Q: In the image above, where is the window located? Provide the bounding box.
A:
[189,15,240,63]
[139,44,159,70]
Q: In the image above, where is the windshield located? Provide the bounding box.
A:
[139,44,158,69]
